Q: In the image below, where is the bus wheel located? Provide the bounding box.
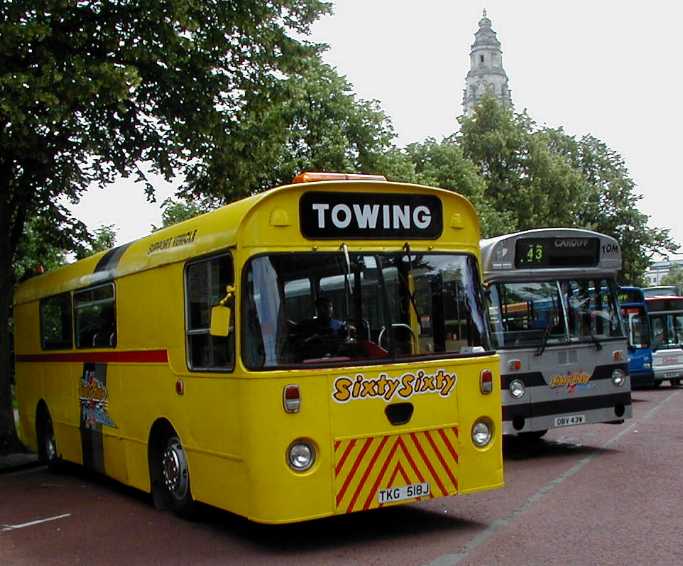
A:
[518,430,547,442]
[160,436,194,516]
[671,379,681,387]
[37,407,60,471]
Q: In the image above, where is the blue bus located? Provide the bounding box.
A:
[619,287,654,387]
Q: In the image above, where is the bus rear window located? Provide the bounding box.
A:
[40,293,73,350]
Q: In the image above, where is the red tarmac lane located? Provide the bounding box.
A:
[1,387,682,566]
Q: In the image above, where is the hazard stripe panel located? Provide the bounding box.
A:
[334,426,459,513]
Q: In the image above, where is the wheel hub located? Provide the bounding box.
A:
[161,440,188,499]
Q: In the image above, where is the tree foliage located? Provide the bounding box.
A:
[0,0,331,446]
[458,95,678,283]
[403,136,513,237]
[661,264,683,289]
[179,57,406,202]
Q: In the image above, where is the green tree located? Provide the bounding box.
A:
[0,0,330,447]
[545,131,678,284]
[458,95,586,232]
[153,197,210,230]
[403,136,513,237]
[179,58,407,203]
[76,225,117,260]
[659,264,683,289]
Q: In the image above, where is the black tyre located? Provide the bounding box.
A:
[518,429,548,442]
[37,407,60,471]
[671,378,681,387]
[652,380,661,388]
[159,435,195,516]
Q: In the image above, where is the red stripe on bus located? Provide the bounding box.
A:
[335,439,357,477]
[15,350,169,364]
[336,437,373,507]
[425,430,458,489]
[347,435,389,513]
[438,428,460,464]
[410,433,447,496]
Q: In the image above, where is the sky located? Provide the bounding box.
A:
[71,0,683,255]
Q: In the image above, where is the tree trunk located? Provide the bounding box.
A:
[0,182,21,451]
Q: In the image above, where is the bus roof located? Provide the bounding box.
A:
[480,228,621,280]
[15,179,479,305]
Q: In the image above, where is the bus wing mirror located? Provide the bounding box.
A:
[209,285,235,337]
[210,305,232,337]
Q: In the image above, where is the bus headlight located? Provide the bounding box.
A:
[643,362,652,369]
[611,369,626,387]
[472,420,493,448]
[509,379,526,399]
[287,440,315,472]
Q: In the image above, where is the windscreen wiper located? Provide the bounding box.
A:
[535,323,553,357]
[589,332,603,351]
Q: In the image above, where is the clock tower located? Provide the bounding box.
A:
[463,10,513,115]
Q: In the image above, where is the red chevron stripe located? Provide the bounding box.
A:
[335,440,341,451]
[425,430,458,489]
[347,435,389,513]
[360,438,403,511]
[397,437,427,484]
[452,426,459,438]
[335,438,357,477]
[410,433,447,496]
[438,428,459,464]
[387,461,411,491]
[336,437,372,507]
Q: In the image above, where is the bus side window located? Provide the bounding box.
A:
[74,284,116,349]
[185,254,234,371]
[40,293,73,350]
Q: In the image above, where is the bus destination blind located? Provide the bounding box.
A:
[515,237,600,269]
[299,192,443,239]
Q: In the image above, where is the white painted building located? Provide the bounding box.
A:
[645,257,683,285]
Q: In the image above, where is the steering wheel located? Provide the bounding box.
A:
[378,323,417,352]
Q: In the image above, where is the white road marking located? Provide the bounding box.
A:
[1,513,71,532]
[425,390,682,566]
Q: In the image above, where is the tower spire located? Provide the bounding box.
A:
[462,11,513,115]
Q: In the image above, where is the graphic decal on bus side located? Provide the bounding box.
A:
[79,362,114,475]
[332,369,457,403]
[548,372,591,389]
[79,365,117,429]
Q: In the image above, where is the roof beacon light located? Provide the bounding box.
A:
[292,172,387,184]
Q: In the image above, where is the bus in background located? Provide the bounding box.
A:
[14,172,503,524]
[481,229,631,439]
[618,287,654,388]
[643,286,681,298]
[646,295,683,387]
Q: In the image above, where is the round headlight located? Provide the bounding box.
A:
[509,379,526,399]
[611,368,626,387]
[287,440,315,472]
[472,420,492,448]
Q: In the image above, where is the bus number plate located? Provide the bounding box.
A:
[378,482,430,505]
[554,414,586,427]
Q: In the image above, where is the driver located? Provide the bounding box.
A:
[312,296,345,335]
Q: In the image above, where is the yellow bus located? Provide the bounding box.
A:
[14,172,503,524]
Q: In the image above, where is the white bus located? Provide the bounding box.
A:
[481,229,632,438]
